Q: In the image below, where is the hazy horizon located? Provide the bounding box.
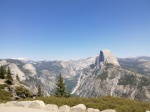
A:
[1,52,150,61]
[1,0,150,61]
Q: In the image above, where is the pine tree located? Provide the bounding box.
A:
[37,85,42,97]
[64,87,70,98]
[0,66,5,79]
[55,74,70,97]
[6,67,13,81]
[16,74,20,82]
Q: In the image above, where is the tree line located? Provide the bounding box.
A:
[0,65,70,98]
[0,66,13,84]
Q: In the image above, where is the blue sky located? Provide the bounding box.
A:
[0,0,150,61]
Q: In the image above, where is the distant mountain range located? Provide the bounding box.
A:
[0,50,150,101]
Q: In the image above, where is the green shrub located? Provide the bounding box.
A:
[0,89,12,103]
[22,96,150,112]
[118,74,136,85]
[5,79,13,85]
[139,76,150,86]
[0,84,9,89]
[90,64,95,69]
[97,71,108,80]
[105,63,114,70]
[15,86,32,97]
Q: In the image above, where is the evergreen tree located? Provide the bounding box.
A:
[16,74,20,82]
[55,74,70,97]
[64,87,70,98]
[37,85,42,97]
[6,67,13,81]
[0,66,5,79]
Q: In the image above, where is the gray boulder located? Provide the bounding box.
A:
[29,100,45,109]
[71,104,86,112]
[44,104,58,112]
[5,101,17,106]
[59,105,71,112]
[87,108,100,112]
[0,103,6,106]
[0,105,48,112]
[101,109,116,112]
[14,101,33,107]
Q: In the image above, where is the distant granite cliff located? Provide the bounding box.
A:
[0,50,150,101]
[72,50,150,101]
[99,50,120,67]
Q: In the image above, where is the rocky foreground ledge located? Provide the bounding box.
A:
[0,100,149,112]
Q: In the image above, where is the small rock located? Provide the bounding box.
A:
[5,101,17,106]
[101,109,116,112]
[44,104,58,112]
[29,100,45,109]
[15,101,33,107]
[71,104,86,112]
[87,108,100,112]
[0,103,5,106]
[59,105,71,112]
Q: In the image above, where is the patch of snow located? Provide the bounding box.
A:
[126,55,150,59]
[33,63,37,64]
[12,57,28,61]
[138,59,147,62]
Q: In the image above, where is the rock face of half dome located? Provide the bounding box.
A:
[99,50,120,67]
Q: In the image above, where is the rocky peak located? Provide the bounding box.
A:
[98,49,120,67]
[23,63,37,76]
[0,60,7,66]
[8,63,26,81]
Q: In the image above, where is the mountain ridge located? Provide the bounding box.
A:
[0,50,150,101]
